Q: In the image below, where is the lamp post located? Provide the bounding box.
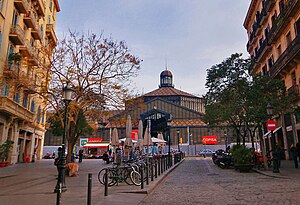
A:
[176,129,180,152]
[266,103,280,173]
[55,83,73,205]
[167,121,172,166]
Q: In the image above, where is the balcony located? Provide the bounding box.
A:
[32,0,45,17]
[3,63,20,79]
[46,24,58,46]
[32,26,43,41]
[23,11,38,29]
[263,0,276,12]
[0,96,34,123]
[254,37,271,61]
[269,35,300,78]
[9,25,25,45]
[287,84,300,97]
[19,40,38,64]
[268,0,300,44]
[14,0,30,14]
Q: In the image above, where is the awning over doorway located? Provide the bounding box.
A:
[83,143,110,148]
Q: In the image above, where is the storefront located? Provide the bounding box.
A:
[80,138,110,158]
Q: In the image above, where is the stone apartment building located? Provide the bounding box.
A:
[0,0,60,164]
[244,0,300,158]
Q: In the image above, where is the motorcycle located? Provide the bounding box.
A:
[217,153,234,169]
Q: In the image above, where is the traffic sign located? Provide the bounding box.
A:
[266,119,277,131]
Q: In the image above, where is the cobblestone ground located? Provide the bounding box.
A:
[139,158,300,205]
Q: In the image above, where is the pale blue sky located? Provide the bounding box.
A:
[56,0,251,96]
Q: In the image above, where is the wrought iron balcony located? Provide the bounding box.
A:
[263,0,276,12]
[23,11,38,29]
[254,37,270,61]
[33,0,45,17]
[14,0,30,14]
[46,24,58,46]
[19,40,38,65]
[9,25,25,45]
[0,96,34,122]
[287,84,300,96]
[268,0,300,44]
[269,35,300,78]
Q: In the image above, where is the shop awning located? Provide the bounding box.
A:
[83,143,110,148]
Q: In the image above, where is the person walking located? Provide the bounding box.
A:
[78,149,83,163]
[290,144,298,168]
[296,142,300,162]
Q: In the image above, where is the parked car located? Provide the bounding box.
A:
[199,149,214,157]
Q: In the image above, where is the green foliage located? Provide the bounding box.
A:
[231,145,252,165]
[8,53,22,64]
[0,140,14,162]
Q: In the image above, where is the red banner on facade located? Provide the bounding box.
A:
[131,130,138,140]
[88,138,102,143]
[202,135,217,145]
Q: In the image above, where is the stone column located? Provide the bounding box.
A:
[291,113,298,145]
[10,123,20,164]
[281,113,289,160]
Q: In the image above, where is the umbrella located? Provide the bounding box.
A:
[119,138,137,143]
[157,133,164,140]
[143,122,153,157]
[137,120,144,151]
[124,115,133,147]
[111,128,119,146]
[151,137,166,143]
[111,128,119,163]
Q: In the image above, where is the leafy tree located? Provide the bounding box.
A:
[43,31,141,162]
[204,53,290,147]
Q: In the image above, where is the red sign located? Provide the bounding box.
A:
[88,138,102,143]
[266,119,277,131]
[202,136,217,145]
[131,130,138,140]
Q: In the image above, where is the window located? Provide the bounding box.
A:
[291,71,296,86]
[0,0,3,13]
[262,65,268,76]
[23,92,28,107]
[0,32,2,49]
[1,81,10,96]
[286,32,292,46]
[30,100,35,112]
[37,106,41,122]
[268,55,274,69]
[49,0,53,11]
[277,45,282,57]
[12,9,19,26]
[279,0,285,13]
[14,92,20,103]
[295,19,300,36]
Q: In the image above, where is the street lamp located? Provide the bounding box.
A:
[55,83,74,204]
[266,103,280,173]
[167,121,172,167]
[176,129,180,152]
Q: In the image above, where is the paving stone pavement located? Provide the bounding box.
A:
[1,157,299,205]
[139,158,300,205]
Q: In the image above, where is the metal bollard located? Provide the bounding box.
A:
[146,162,149,185]
[104,168,108,196]
[158,159,161,176]
[151,160,154,181]
[87,173,92,205]
[141,164,144,189]
[155,159,157,178]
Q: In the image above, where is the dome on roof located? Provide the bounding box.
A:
[160,69,174,88]
[160,69,173,77]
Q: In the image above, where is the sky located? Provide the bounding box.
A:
[56,0,251,97]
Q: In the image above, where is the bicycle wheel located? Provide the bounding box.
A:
[106,168,117,187]
[97,168,106,184]
[130,171,141,186]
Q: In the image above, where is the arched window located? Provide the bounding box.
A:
[30,100,35,112]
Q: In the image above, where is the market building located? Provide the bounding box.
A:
[244,0,300,158]
[0,0,60,164]
[98,68,234,148]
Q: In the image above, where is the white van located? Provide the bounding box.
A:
[228,143,261,152]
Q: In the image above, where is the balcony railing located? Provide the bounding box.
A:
[23,11,38,29]
[19,40,38,63]
[14,0,30,14]
[254,37,270,61]
[46,24,58,46]
[9,25,25,45]
[32,26,43,41]
[33,0,45,17]
[270,35,300,77]
[268,0,300,44]
[0,96,34,122]
[287,84,300,96]
[263,0,276,12]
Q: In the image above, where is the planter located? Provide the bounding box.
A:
[0,161,9,167]
[234,164,253,172]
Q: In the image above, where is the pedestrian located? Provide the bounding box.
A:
[54,147,62,171]
[290,144,298,168]
[102,151,109,164]
[78,149,83,163]
[296,142,300,162]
